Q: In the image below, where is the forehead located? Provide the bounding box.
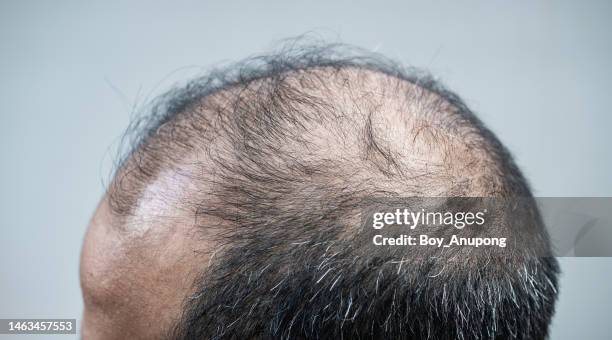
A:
[79,168,214,338]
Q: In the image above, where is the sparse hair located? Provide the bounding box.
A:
[109,40,559,340]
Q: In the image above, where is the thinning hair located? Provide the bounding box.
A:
[109,41,559,339]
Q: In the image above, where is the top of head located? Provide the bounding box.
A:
[110,48,530,218]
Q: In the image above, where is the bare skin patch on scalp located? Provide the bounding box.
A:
[194,66,505,197]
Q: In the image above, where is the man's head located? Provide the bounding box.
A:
[80,43,559,339]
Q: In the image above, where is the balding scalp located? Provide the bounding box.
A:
[105,42,558,340]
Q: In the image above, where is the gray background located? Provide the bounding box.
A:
[1,0,610,338]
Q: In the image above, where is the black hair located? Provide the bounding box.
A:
[110,39,559,340]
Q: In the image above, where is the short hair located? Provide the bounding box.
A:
[109,40,559,339]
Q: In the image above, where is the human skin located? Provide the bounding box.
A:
[80,174,211,339]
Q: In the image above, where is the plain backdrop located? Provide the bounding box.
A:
[1,1,611,339]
